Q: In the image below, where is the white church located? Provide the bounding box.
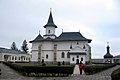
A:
[30,11,92,64]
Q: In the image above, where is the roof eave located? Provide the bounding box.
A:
[43,24,57,28]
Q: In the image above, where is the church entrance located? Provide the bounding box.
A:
[76,59,79,64]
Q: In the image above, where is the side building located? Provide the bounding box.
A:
[0,47,31,62]
[30,11,92,64]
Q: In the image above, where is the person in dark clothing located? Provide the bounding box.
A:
[79,61,84,75]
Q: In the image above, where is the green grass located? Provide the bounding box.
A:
[13,63,72,67]
[13,63,38,66]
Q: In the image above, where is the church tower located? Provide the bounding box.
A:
[104,42,113,63]
[43,10,57,39]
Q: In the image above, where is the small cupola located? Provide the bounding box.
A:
[104,42,113,58]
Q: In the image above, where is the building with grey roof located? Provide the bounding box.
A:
[0,47,31,62]
[30,11,92,64]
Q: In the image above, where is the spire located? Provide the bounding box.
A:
[107,41,109,46]
[39,30,40,34]
[62,29,63,33]
[44,9,57,28]
[107,42,110,54]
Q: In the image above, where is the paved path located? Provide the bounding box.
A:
[86,65,120,80]
[0,63,28,80]
[0,63,120,80]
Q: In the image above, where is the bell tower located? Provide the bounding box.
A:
[43,10,57,39]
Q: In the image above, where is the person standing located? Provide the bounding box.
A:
[79,61,84,75]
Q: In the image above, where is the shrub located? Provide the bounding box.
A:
[62,61,65,65]
[111,67,120,80]
[57,62,61,66]
[3,62,74,77]
[42,63,46,66]
[84,64,116,75]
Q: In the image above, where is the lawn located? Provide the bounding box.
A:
[14,63,72,67]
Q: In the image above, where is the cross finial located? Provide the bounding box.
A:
[50,8,52,12]
[107,41,109,46]
[39,30,40,34]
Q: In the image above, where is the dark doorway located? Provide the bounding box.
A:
[42,59,44,63]
[76,59,79,64]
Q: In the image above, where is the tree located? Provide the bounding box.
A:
[11,42,18,50]
[21,40,28,53]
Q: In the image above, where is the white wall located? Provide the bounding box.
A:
[46,26,55,35]
[0,52,30,62]
[70,55,86,64]
[31,40,91,64]
[31,51,38,61]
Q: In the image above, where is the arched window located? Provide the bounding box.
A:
[70,45,72,49]
[12,56,14,60]
[19,57,21,60]
[77,42,79,45]
[48,30,50,33]
[61,52,65,58]
[72,57,74,61]
[67,52,70,58]
[46,54,48,59]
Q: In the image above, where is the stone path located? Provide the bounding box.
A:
[0,63,120,80]
[86,65,120,80]
[0,63,27,80]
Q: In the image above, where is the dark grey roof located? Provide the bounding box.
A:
[104,53,113,58]
[30,32,92,43]
[0,47,26,54]
[69,52,86,55]
[30,34,43,43]
[44,11,57,28]
[56,32,91,43]
[30,34,57,43]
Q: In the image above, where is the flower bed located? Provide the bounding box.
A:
[84,64,116,75]
[3,62,74,77]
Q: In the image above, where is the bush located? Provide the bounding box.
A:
[111,67,120,80]
[62,61,65,65]
[3,62,74,77]
[84,64,116,75]
[42,63,46,66]
[58,62,61,66]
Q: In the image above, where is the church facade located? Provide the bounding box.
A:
[30,11,92,64]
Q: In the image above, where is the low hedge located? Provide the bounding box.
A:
[84,64,116,75]
[111,67,120,80]
[3,62,74,77]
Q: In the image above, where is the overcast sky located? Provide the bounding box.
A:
[0,0,120,58]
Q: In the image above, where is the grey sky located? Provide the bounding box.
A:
[0,0,120,58]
